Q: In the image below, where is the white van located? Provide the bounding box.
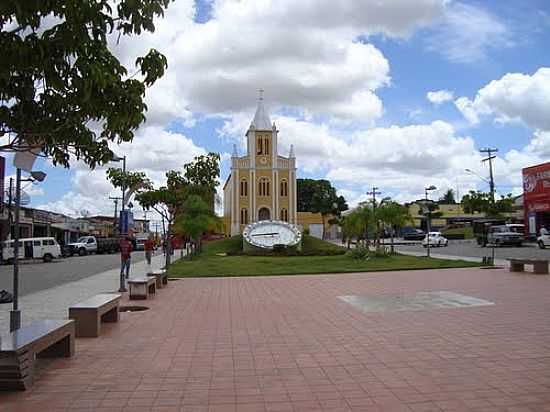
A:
[2,237,62,263]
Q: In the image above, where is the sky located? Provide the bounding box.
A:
[5,0,550,220]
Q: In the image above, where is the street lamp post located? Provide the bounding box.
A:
[10,169,46,332]
[111,154,127,293]
[424,185,437,258]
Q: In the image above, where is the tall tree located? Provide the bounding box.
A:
[174,194,221,255]
[183,152,220,211]
[461,190,514,218]
[135,171,188,268]
[1,0,171,167]
[309,180,348,239]
[439,189,456,204]
[297,178,348,239]
[377,201,412,253]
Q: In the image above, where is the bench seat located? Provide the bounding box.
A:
[508,259,549,275]
[147,270,168,289]
[0,319,75,391]
[128,277,156,300]
[69,294,121,337]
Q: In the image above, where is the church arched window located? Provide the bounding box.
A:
[264,137,270,155]
[259,177,270,196]
[240,179,248,197]
[280,208,288,222]
[241,208,248,224]
[257,136,263,155]
[280,179,288,197]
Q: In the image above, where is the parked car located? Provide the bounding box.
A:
[473,219,506,246]
[402,227,425,240]
[486,225,523,247]
[422,232,448,247]
[67,236,120,256]
[538,228,550,249]
[1,237,62,263]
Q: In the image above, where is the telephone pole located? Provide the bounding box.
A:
[480,147,498,202]
[367,186,382,208]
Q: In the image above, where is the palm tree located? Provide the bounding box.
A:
[377,201,412,254]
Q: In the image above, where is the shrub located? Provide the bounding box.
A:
[346,246,370,260]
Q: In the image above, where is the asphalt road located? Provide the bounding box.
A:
[396,239,550,261]
[0,252,146,297]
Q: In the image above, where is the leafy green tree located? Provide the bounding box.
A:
[461,190,514,218]
[297,179,348,239]
[174,195,221,256]
[135,171,188,268]
[1,0,172,167]
[183,152,220,211]
[439,189,456,204]
[377,201,412,253]
[106,168,152,193]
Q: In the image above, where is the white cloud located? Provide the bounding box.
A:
[427,89,454,105]
[455,68,550,130]
[105,0,448,125]
[426,2,512,63]
[38,126,207,217]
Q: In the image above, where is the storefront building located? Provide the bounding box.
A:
[523,162,550,238]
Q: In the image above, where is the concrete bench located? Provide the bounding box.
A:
[0,319,75,391]
[147,270,168,289]
[69,294,121,337]
[508,259,549,275]
[128,277,156,300]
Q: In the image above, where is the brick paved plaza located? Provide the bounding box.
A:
[2,267,550,411]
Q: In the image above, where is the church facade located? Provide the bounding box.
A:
[223,96,297,236]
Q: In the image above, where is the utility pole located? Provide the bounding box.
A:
[480,147,498,202]
[367,186,382,246]
[109,196,122,235]
[367,186,381,208]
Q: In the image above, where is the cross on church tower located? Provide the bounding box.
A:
[258,88,264,101]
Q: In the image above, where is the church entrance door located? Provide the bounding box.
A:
[258,207,271,221]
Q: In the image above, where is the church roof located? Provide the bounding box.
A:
[251,96,272,130]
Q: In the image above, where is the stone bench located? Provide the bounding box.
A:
[508,259,549,275]
[0,319,75,391]
[147,270,168,289]
[128,277,156,300]
[69,294,121,337]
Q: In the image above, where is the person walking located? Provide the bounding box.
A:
[119,236,133,281]
[144,236,153,266]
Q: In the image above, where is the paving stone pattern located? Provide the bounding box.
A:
[1,267,550,411]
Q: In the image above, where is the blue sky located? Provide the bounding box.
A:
[7,0,550,217]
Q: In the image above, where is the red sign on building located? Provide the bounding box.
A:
[523,162,550,236]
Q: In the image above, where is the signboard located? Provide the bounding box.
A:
[119,210,134,235]
[523,162,550,236]
[523,162,550,203]
[13,149,39,172]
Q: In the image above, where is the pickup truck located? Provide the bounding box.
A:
[67,236,120,256]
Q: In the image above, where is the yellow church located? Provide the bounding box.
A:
[223,95,298,236]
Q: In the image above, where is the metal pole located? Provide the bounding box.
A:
[426,188,431,258]
[488,155,495,202]
[121,156,126,217]
[10,168,21,331]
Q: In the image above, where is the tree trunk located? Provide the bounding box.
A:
[390,229,395,254]
[165,222,171,269]
[321,214,326,240]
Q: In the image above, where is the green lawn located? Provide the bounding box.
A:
[168,236,479,278]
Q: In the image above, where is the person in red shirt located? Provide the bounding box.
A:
[119,236,133,280]
[144,237,154,266]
